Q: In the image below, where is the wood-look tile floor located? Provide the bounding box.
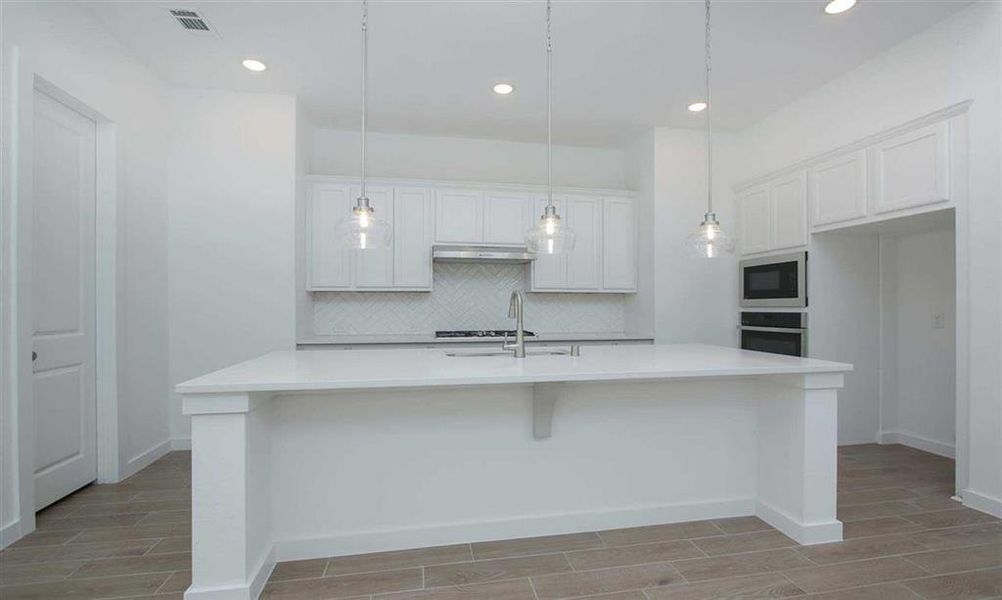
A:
[2,444,1000,599]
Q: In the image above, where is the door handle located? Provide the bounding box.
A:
[32,351,37,362]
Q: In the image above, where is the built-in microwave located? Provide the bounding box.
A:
[739,251,807,308]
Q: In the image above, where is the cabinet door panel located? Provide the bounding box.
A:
[872,121,950,214]
[308,183,352,288]
[484,192,532,245]
[530,196,567,289]
[566,195,602,290]
[811,151,867,227]
[771,171,807,250]
[740,184,771,255]
[435,189,483,243]
[351,185,394,288]
[602,197,636,291]
[394,187,433,289]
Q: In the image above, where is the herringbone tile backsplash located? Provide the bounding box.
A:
[313,263,627,335]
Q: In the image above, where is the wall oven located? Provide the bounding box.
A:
[740,312,808,357]
[739,251,807,308]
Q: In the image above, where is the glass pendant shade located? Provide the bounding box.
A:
[686,212,734,259]
[336,198,391,250]
[526,205,576,255]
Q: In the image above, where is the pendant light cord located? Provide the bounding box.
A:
[546,0,553,209]
[704,0,713,215]
[360,0,368,203]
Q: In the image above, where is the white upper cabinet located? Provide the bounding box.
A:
[739,184,771,255]
[307,182,433,291]
[435,189,483,243]
[530,195,635,293]
[771,171,807,251]
[602,197,637,291]
[737,110,965,245]
[307,183,352,289]
[530,196,568,290]
[871,121,950,214]
[393,187,434,289]
[739,171,807,256]
[565,195,602,290]
[484,192,533,245]
[810,150,867,227]
[351,185,394,288]
[307,178,637,294]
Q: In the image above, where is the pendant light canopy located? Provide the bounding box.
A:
[526,0,575,256]
[686,0,734,259]
[337,0,391,250]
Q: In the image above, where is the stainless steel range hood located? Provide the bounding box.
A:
[432,245,535,264]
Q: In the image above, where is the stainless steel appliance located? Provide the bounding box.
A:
[740,312,808,357]
[432,245,535,264]
[435,330,537,338]
[739,251,807,308]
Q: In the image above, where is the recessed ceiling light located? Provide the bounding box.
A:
[824,0,857,15]
[688,102,708,112]
[493,83,514,95]
[242,59,267,72]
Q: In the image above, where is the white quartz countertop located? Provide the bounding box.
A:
[297,332,654,345]
[177,344,852,394]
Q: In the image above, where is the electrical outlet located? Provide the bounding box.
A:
[933,313,945,329]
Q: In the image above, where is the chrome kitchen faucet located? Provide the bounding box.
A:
[505,290,526,358]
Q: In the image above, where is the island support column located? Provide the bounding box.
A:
[182,392,275,600]
[756,373,844,545]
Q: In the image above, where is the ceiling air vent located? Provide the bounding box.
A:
[168,9,212,33]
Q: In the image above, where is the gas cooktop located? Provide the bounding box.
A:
[435,330,537,338]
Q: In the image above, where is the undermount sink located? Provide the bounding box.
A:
[445,349,574,358]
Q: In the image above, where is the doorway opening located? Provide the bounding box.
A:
[811,209,958,491]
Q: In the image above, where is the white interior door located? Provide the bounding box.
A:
[31,90,97,510]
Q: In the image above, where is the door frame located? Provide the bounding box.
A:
[3,48,121,543]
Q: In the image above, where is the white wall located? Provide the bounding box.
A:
[652,129,739,346]
[733,2,1001,511]
[167,89,298,442]
[312,129,626,189]
[880,228,956,456]
[622,131,655,337]
[811,233,882,445]
[1,2,170,544]
[295,102,314,342]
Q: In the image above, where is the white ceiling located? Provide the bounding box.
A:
[83,0,970,147]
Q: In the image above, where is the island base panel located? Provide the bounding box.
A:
[183,375,842,599]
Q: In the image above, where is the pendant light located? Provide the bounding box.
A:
[526,0,575,255]
[336,0,391,250]
[686,0,734,259]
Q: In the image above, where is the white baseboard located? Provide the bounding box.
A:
[756,500,842,545]
[0,519,22,550]
[171,438,192,451]
[182,546,275,600]
[962,489,1002,519]
[123,439,172,479]
[274,497,756,561]
[877,431,955,458]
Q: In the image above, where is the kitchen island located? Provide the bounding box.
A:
[178,344,852,600]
